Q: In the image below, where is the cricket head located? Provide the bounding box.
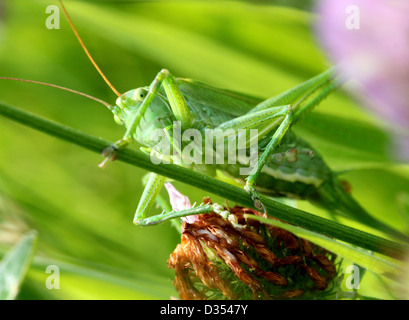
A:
[111,87,176,146]
[111,87,148,126]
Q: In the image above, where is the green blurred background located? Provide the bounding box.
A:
[0,0,408,299]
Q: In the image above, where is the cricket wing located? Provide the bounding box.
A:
[176,78,263,118]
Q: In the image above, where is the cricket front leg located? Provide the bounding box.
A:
[133,172,166,225]
[98,137,132,168]
[133,172,215,226]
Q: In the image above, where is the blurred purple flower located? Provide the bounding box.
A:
[164,182,200,224]
[315,0,409,160]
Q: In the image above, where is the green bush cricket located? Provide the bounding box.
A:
[1,0,407,243]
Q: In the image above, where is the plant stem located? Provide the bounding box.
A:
[0,102,408,258]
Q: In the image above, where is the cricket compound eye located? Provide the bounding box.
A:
[134,88,146,102]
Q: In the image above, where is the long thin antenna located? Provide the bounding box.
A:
[58,0,122,97]
[0,77,113,109]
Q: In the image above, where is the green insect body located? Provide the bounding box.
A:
[115,78,328,198]
[106,69,404,241]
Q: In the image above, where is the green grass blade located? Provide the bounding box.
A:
[0,231,37,300]
[24,257,177,300]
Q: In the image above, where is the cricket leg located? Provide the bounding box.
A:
[133,172,215,226]
[133,172,166,225]
[214,104,292,150]
[241,72,339,211]
[247,68,337,115]
[216,105,291,132]
[125,70,197,225]
[136,203,214,226]
[215,104,295,211]
[244,106,294,212]
[215,70,338,161]
[99,69,195,168]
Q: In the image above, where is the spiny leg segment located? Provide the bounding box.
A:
[240,70,339,211]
